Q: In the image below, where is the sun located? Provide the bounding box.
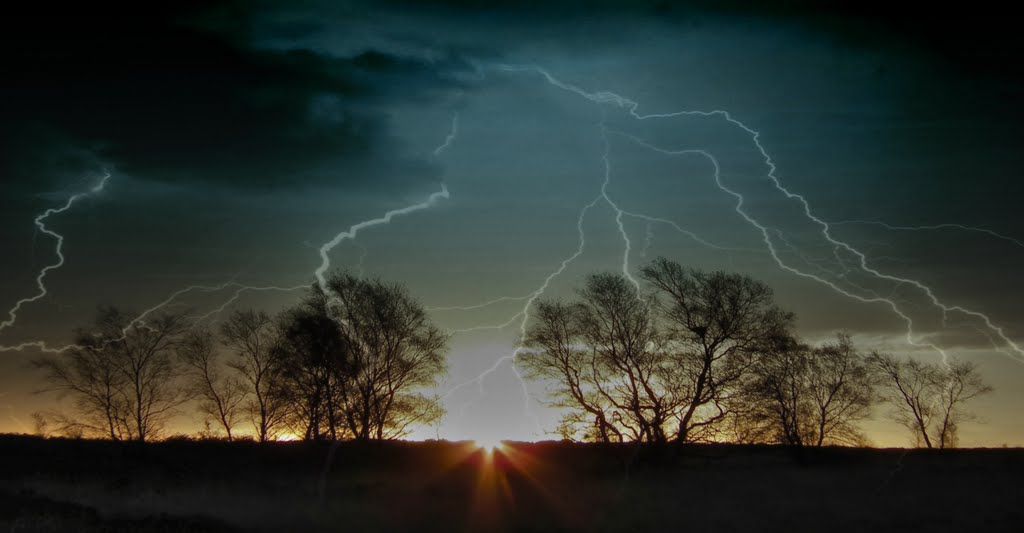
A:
[472,437,505,452]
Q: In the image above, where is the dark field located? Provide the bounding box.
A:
[0,435,1021,532]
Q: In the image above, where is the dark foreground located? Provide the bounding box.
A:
[0,435,1021,532]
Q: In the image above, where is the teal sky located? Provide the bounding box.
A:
[2,2,1022,446]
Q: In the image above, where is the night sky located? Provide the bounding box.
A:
[2,1,1023,445]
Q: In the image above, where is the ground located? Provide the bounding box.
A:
[0,434,1020,532]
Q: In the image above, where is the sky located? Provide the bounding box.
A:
[2,1,1023,446]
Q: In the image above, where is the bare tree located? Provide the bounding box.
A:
[523,274,674,443]
[324,273,448,440]
[111,309,188,442]
[869,352,992,449]
[742,333,875,446]
[221,309,287,442]
[933,359,993,448]
[640,258,794,443]
[275,288,349,440]
[178,329,246,440]
[738,335,810,445]
[870,352,937,448]
[523,300,623,443]
[34,306,187,441]
[34,325,131,440]
[275,274,448,441]
[806,334,875,446]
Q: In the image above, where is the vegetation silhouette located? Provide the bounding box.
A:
[870,352,992,449]
[31,261,991,449]
[34,272,448,443]
[14,261,1010,532]
[522,257,976,448]
[33,307,189,441]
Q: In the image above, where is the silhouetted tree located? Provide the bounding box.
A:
[805,334,876,445]
[34,320,131,440]
[733,335,808,445]
[34,307,187,441]
[525,262,796,444]
[524,273,675,442]
[740,333,875,446]
[640,258,794,443]
[932,359,993,449]
[276,273,448,440]
[524,300,622,443]
[221,309,288,442]
[870,352,992,449]
[326,273,448,440]
[275,287,348,440]
[178,329,246,440]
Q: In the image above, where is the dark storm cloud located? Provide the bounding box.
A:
[357,0,1024,80]
[0,4,475,192]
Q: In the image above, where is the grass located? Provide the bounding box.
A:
[1,434,1021,532]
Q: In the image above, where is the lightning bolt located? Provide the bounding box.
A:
[313,187,450,290]
[623,210,757,254]
[772,228,895,303]
[0,280,297,353]
[137,113,460,331]
[313,113,458,292]
[441,194,603,434]
[352,242,369,278]
[444,312,524,335]
[624,130,1022,364]
[496,63,1024,367]
[438,125,741,431]
[437,71,762,437]
[6,59,1019,445]
[433,113,459,157]
[641,221,654,258]
[426,295,531,313]
[0,170,111,334]
[832,220,1024,250]
[188,283,309,324]
[598,122,640,290]
[1,112,459,359]
[431,294,533,336]
[438,122,745,435]
[610,131,958,360]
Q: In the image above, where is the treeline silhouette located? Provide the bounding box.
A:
[32,260,991,448]
[33,273,446,443]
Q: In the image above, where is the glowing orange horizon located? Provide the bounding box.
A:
[472,437,507,452]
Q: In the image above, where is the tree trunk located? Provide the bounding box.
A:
[916,416,932,449]
[677,355,711,444]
